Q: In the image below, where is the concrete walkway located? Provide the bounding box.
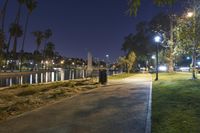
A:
[0,74,152,133]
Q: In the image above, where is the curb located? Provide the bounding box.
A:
[145,77,152,133]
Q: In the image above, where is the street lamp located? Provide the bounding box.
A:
[154,35,161,81]
[186,12,194,18]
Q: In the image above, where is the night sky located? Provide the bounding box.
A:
[4,0,183,61]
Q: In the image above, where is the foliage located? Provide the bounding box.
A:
[32,31,44,51]
[174,0,200,79]
[118,51,136,73]
[128,0,176,15]
[44,42,55,60]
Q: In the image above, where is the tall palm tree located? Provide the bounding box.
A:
[0,0,9,31]
[43,29,52,58]
[9,23,23,54]
[32,31,44,52]
[6,0,25,58]
[21,0,37,52]
[44,29,52,48]
[44,42,55,60]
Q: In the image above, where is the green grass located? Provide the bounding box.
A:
[108,73,135,80]
[152,73,200,133]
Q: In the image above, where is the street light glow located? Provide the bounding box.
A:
[187,12,194,18]
[154,36,161,43]
[60,60,64,64]
[152,55,156,59]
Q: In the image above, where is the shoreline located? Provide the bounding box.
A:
[0,70,56,77]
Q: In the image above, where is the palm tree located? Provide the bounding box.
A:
[44,29,52,49]
[32,31,44,52]
[0,0,9,31]
[21,0,37,52]
[0,29,6,70]
[44,42,55,60]
[11,0,26,54]
[9,23,23,54]
[43,29,52,58]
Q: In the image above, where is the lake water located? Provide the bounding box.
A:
[0,69,120,88]
[0,69,88,88]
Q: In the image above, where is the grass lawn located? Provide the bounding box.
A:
[152,73,200,133]
[108,73,135,80]
[0,79,99,122]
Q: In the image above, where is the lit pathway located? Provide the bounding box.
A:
[0,74,152,133]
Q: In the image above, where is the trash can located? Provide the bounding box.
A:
[99,69,107,84]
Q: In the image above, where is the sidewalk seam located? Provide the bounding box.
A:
[145,79,152,133]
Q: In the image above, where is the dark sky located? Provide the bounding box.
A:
[3,0,183,61]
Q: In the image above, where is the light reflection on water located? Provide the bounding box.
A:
[0,69,120,88]
[0,69,87,88]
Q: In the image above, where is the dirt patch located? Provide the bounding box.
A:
[0,79,99,122]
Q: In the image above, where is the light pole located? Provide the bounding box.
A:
[154,35,161,81]
[186,11,196,79]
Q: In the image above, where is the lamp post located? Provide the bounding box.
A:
[154,35,161,81]
[186,11,196,79]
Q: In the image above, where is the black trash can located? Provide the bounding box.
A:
[99,69,107,84]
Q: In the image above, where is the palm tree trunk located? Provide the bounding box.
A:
[21,13,29,52]
[12,37,17,54]
[12,4,22,55]
[1,0,9,31]
[20,13,30,71]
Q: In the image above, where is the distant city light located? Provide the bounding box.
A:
[180,67,190,72]
[106,54,109,58]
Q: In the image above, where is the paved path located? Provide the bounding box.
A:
[0,74,152,133]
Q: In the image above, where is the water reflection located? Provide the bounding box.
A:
[0,69,119,88]
[0,69,88,88]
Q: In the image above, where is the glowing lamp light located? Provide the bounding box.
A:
[186,56,190,60]
[60,60,64,64]
[187,12,194,18]
[152,55,156,59]
[154,36,161,43]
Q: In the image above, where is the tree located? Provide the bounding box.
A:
[12,0,26,52]
[9,23,23,54]
[127,51,137,73]
[43,29,52,58]
[0,0,9,31]
[128,0,176,15]
[174,0,200,79]
[21,0,37,52]
[118,51,136,73]
[149,13,177,72]
[44,42,55,60]
[32,31,44,52]
[121,22,154,67]
[0,29,6,70]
